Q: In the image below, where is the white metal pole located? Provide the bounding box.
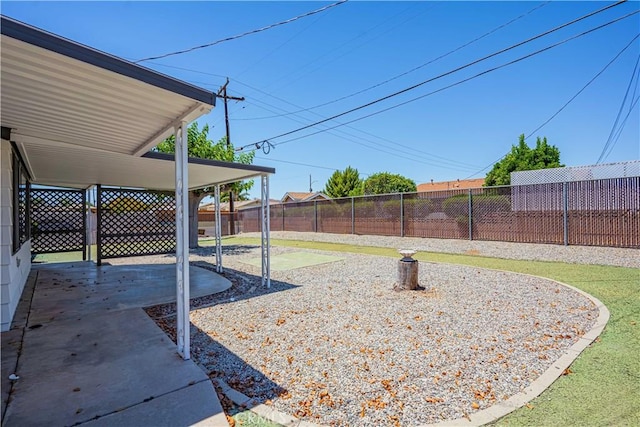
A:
[87,187,92,262]
[175,122,190,360]
[261,174,271,288]
[214,184,223,273]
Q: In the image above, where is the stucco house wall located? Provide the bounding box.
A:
[1,138,31,331]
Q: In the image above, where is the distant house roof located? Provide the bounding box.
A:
[417,178,484,193]
[281,192,330,203]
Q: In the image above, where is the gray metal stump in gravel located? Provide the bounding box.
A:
[395,249,419,291]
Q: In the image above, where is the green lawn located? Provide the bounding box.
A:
[223,236,640,427]
[32,245,97,263]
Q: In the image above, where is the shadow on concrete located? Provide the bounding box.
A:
[143,244,258,260]
[143,264,299,320]
[1,261,231,427]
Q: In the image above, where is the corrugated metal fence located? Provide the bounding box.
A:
[237,177,640,248]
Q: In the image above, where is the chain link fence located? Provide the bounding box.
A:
[237,176,639,248]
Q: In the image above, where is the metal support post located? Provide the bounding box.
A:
[314,200,318,232]
[214,185,223,273]
[26,181,31,245]
[351,197,355,234]
[468,189,473,241]
[96,184,102,266]
[174,122,190,360]
[563,182,568,246]
[261,175,271,288]
[82,189,87,261]
[86,187,92,262]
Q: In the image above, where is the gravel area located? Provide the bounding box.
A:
[238,231,640,268]
[132,243,601,426]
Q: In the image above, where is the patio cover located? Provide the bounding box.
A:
[1,15,274,189]
[1,15,274,360]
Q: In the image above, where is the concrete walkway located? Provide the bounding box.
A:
[2,261,231,427]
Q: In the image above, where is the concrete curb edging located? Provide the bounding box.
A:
[213,378,323,427]
[209,270,609,427]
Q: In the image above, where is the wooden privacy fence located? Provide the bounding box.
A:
[236,177,640,248]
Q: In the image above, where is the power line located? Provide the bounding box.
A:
[236,1,630,151]
[214,76,480,170]
[262,2,437,95]
[253,157,375,179]
[254,156,339,172]
[466,34,640,179]
[140,65,480,171]
[263,10,640,152]
[135,0,349,63]
[597,53,640,163]
[237,1,551,121]
[526,33,640,139]
[605,94,639,161]
[242,98,480,171]
[245,99,477,172]
[252,12,638,182]
[233,80,482,168]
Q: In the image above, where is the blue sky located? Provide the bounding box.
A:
[3,1,639,200]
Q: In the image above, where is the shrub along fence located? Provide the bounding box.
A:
[236,176,640,248]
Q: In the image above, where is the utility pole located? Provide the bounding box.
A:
[217,78,245,235]
[309,174,317,193]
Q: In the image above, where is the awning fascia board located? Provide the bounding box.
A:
[143,152,276,174]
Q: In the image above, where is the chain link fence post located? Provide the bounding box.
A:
[314,200,318,233]
[563,181,568,246]
[400,193,404,237]
[351,197,355,235]
[468,189,473,240]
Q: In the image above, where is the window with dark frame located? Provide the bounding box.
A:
[12,147,30,254]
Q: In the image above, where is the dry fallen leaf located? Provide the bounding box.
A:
[471,402,480,410]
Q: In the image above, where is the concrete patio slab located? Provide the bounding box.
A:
[2,261,230,427]
[3,308,225,426]
[27,263,231,326]
[83,380,228,427]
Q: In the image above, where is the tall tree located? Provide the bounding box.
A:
[154,122,254,248]
[362,172,417,195]
[323,166,363,198]
[484,134,563,186]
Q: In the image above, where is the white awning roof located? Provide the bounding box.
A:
[1,15,274,190]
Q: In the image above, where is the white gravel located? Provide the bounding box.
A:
[126,240,603,427]
[239,231,640,269]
